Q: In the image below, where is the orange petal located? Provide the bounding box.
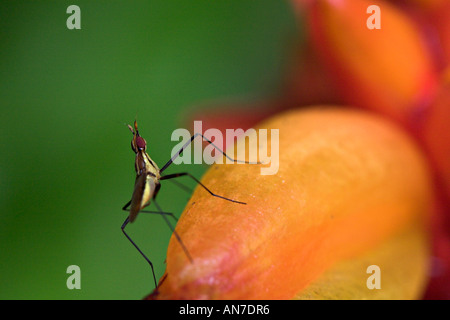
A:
[299,0,439,128]
[390,0,450,70]
[149,107,433,299]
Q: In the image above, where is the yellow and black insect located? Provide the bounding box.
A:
[122,120,256,287]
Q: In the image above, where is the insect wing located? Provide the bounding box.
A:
[128,173,147,222]
[129,174,157,222]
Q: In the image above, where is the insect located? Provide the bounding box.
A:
[122,120,259,288]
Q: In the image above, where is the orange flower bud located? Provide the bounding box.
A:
[149,107,433,299]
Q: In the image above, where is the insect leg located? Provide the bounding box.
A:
[153,200,193,264]
[122,200,178,221]
[167,178,193,195]
[159,132,261,174]
[160,172,246,205]
[121,217,157,288]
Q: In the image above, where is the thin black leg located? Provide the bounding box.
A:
[122,200,178,221]
[153,200,193,264]
[160,172,246,205]
[121,217,157,288]
[167,178,193,195]
[159,133,261,174]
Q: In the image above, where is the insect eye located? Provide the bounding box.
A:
[136,136,146,150]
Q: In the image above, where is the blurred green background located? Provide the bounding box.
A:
[0,1,297,299]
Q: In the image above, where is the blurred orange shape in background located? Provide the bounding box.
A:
[300,0,439,128]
